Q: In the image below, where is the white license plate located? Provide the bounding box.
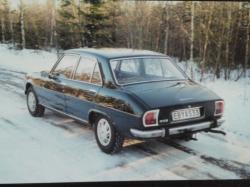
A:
[172,107,201,121]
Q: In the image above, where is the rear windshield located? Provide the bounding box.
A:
[109,57,187,85]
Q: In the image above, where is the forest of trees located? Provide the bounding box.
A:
[0,0,250,81]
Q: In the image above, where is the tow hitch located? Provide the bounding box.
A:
[189,135,198,141]
[179,131,198,141]
[206,129,226,136]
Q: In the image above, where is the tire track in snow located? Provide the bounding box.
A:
[159,139,250,179]
[0,117,17,127]
[200,155,250,179]
[0,115,25,132]
[0,67,26,75]
[0,67,26,99]
[109,140,227,179]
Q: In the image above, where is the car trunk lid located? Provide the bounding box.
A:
[122,80,221,109]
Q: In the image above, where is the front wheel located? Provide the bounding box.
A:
[94,116,124,154]
[26,87,45,117]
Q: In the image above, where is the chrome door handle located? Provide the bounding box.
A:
[60,82,66,86]
[88,89,97,95]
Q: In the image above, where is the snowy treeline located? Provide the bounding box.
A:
[0,1,250,80]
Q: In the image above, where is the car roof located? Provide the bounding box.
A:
[64,48,167,60]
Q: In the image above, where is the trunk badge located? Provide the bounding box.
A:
[160,119,169,123]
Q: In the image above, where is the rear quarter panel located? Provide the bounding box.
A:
[94,87,146,137]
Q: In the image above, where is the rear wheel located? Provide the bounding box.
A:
[94,116,124,154]
[26,87,45,117]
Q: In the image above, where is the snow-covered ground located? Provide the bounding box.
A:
[0,44,250,183]
[0,44,57,73]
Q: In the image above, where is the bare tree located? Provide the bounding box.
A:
[190,1,195,79]
[9,10,14,45]
[164,2,169,54]
[0,1,5,43]
[224,3,232,80]
[231,3,241,79]
[49,0,56,48]
[77,0,85,47]
[200,3,213,82]
[190,1,194,62]
[213,8,225,80]
[245,3,250,78]
[1,16,5,43]
[20,0,26,49]
[123,1,134,48]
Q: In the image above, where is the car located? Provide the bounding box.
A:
[24,48,225,154]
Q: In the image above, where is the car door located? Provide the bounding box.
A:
[63,56,102,121]
[40,54,80,112]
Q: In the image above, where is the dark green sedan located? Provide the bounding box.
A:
[24,48,225,154]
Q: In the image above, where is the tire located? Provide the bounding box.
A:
[26,87,45,117]
[94,115,124,154]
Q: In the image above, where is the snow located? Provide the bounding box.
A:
[0,44,250,183]
[0,44,57,73]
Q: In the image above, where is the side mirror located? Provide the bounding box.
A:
[41,71,48,77]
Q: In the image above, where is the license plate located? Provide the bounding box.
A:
[172,107,201,121]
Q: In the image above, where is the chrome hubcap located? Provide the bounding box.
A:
[97,118,111,146]
[28,92,36,112]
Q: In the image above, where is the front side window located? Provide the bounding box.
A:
[110,57,186,85]
[52,55,79,79]
[74,57,102,85]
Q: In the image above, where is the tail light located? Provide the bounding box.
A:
[143,109,159,127]
[214,101,224,116]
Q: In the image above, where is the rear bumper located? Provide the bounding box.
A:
[217,117,225,126]
[130,117,225,139]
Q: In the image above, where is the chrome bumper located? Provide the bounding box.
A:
[130,118,225,139]
[217,117,225,126]
[130,128,166,138]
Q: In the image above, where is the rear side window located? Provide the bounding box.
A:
[91,63,102,85]
[74,57,102,85]
[53,55,79,79]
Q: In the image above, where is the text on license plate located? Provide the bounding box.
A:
[172,107,201,121]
